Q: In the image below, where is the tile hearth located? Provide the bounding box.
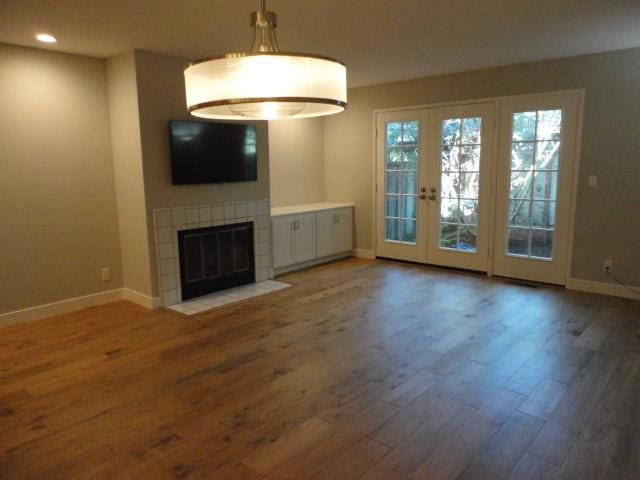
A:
[166,280,290,316]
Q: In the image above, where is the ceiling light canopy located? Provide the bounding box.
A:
[184,0,347,121]
[35,33,57,43]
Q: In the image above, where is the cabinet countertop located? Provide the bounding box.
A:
[271,202,354,218]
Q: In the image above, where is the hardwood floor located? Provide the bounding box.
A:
[1,258,639,479]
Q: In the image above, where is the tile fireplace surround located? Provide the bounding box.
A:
[153,199,273,307]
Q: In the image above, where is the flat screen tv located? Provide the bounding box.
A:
[169,120,257,184]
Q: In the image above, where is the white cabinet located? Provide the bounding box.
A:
[272,203,354,272]
[315,208,353,257]
[272,213,315,268]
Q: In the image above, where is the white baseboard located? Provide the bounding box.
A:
[353,248,375,259]
[0,288,124,328]
[122,288,161,310]
[566,277,640,301]
[274,252,351,276]
[0,287,161,329]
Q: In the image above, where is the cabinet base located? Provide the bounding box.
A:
[274,252,352,276]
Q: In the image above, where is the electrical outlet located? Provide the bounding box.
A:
[101,267,111,281]
[603,260,613,273]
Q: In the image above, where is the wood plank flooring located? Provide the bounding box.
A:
[1,258,639,479]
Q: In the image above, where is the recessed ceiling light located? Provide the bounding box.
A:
[36,33,57,43]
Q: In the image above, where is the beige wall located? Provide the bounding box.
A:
[268,118,324,207]
[323,47,640,285]
[133,50,270,296]
[106,52,154,298]
[0,43,123,314]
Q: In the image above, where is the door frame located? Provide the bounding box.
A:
[372,89,585,284]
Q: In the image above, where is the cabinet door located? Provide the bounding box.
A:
[333,208,354,253]
[272,217,295,268]
[315,211,334,258]
[294,214,316,262]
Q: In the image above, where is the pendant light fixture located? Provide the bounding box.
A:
[184,0,347,120]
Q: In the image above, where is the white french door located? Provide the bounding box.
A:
[375,103,495,271]
[375,110,429,263]
[492,92,580,284]
[426,104,495,271]
[375,91,581,284]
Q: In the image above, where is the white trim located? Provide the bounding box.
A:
[353,248,375,259]
[566,278,640,301]
[372,89,585,115]
[122,288,161,309]
[274,252,351,275]
[0,288,124,328]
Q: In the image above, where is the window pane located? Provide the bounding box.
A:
[403,147,418,169]
[441,145,459,172]
[386,122,402,146]
[531,229,554,258]
[386,195,400,217]
[536,141,560,170]
[458,226,477,252]
[386,171,400,194]
[402,195,417,219]
[440,223,458,249]
[537,110,562,141]
[402,219,417,243]
[531,201,556,229]
[402,121,419,144]
[440,198,458,223]
[511,142,534,170]
[460,145,481,171]
[512,112,537,141]
[460,172,480,198]
[386,146,403,168]
[533,171,557,200]
[508,228,530,256]
[442,118,461,145]
[509,200,530,227]
[402,171,417,195]
[441,172,460,198]
[510,170,532,199]
[461,117,481,144]
[386,218,399,241]
[460,199,478,225]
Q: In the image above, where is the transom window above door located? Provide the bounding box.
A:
[385,120,419,244]
[507,109,562,259]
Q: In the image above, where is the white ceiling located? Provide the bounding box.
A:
[1,0,639,87]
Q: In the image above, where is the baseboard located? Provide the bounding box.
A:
[122,288,161,310]
[0,288,124,328]
[566,277,640,300]
[274,252,351,276]
[353,248,375,259]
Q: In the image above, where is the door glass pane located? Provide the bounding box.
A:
[439,116,482,252]
[506,109,562,259]
[385,120,419,243]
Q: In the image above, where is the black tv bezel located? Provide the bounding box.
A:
[169,119,258,185]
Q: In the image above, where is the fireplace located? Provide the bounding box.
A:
[177,222,255,301]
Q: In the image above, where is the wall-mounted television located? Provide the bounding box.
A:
[169,120,257,185]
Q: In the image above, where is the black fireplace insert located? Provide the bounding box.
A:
[177,222,255,301]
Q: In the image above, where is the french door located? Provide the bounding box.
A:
[375,92,581,284]
[492,93,580,284]
[375,103,495,271]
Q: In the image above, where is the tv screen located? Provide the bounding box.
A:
[169,120,257,184]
